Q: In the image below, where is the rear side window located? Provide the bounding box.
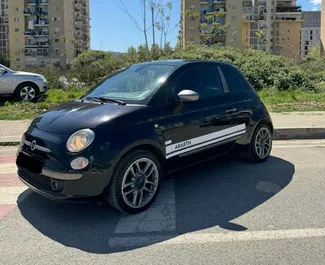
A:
[172,64,224,100]
[220,65,250,92]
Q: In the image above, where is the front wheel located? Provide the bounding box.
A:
[107,150,162,214]
[16,83,39,101]
[248,124,273,163]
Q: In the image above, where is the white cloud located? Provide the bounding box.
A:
[310,0,321,11]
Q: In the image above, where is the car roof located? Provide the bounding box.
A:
[133,60,236,68]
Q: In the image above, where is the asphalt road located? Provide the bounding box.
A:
[1,140,325,264]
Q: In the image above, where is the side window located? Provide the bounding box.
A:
[172,64,224,100]
[221,65,250,92]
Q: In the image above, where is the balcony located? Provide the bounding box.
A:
[0,17,8,24]
[24,29,49,36]
[276,6,302,13]
[24,9,37,16]
[27,0,37,5]
[39,0,49,5]
[34,19,49,26]
[24,48,49,57]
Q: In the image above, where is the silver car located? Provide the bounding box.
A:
[0,64,48,101]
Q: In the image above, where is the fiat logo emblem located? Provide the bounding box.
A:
[30,140,37,151]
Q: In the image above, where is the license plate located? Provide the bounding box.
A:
[17,153,43,174]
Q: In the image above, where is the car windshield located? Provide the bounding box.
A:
[85,63,175,103]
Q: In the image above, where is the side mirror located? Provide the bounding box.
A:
[177,90,199,103]
[0,68,6,75]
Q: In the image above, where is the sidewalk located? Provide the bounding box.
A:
[0,112,325,144]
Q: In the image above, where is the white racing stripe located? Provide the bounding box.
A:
[165,124,246,159]
[109,228,325,248]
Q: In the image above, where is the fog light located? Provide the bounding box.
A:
[70,157,89,170]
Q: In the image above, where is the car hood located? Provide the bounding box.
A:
[31,100,144,135]
[12,71,43,77]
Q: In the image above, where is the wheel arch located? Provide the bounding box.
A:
[248,115,274,143]
[14,81,40,95]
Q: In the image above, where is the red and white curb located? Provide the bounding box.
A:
[0,151,28,220]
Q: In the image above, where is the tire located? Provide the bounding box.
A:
[107,150,162,214]
[15,83,39,101]
[248,123,272,163]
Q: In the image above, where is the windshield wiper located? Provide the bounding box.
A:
[86,96,126,105]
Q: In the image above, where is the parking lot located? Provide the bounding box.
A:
[1,140,325,264]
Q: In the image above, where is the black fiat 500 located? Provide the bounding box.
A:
[16,60,273,214]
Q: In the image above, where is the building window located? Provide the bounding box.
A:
[310,35,313,40]
[15,38,19,43]
[15,7,18,11]
[55,6,59,11]
[231,16,236,20]
[55,39,59,42]
[14,17,19,22]
[53,17,56,21]
[53,27,59,34]
[15,28,19,32]
[55,48,60,54]
[310,30,313,34]
[58,17,61,21]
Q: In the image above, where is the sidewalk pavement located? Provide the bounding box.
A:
[0,112,325,145]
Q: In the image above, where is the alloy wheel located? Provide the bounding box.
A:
[121,158,159,209]
[20,86,36,101]
[254,127,272,159]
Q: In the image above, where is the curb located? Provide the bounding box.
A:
[273,128,325,140]
[0,128,324,146]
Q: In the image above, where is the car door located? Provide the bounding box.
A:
[0,69,13,94]
[165,62,243,160]
[218,63,256,134]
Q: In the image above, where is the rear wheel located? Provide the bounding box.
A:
[107,150,162,214]
[248,124,272,163]
[16,83,39,101]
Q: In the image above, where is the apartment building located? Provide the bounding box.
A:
[301,11,321,58]
[181,0,302,61]
[321,0,325,56]
[0,0,9,57]
[7,0,90,69]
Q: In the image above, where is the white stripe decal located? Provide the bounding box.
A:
[166,130,245,159]
[165,123,246,157]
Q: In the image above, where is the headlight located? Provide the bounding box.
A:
[66,129,95,153]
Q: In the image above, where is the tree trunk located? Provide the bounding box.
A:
[143,0,149,52]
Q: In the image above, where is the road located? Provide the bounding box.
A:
[1,140,325,265]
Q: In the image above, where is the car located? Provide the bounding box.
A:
[0,64,48,101]
[16,60,273,214]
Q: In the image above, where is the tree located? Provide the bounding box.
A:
[155,1,178,48]
[118,0,150,52]
[0,52,9,67]
[255,29,267,51]
[147,0,161,46]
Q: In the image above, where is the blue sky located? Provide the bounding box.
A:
[90,0,321,52]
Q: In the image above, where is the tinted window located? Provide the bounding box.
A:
[221,65,250,92]
[172,64,224,100]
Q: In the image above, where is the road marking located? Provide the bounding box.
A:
[114,178,176,234]
[0,187,29,204]
[109,228,325,248]
[0,204,16,220]
[0,173,24,187]
[0,163,17,174]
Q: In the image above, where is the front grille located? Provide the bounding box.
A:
[19,168,52,191]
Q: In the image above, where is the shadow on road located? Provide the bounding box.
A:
[17,155,294,254]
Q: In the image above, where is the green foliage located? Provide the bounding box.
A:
[70,50,123,86]
[0,52,9,67]
[29,64,64,89]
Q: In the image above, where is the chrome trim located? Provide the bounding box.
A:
[42,169,82,180]
[23,139,51,153]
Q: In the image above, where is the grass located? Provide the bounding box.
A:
[258,89,325,112]
[1,88,325,120]
[0,87,88,120]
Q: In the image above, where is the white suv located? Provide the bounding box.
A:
[0,64,48,101]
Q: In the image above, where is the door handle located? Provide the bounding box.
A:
[225,108,237,113]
